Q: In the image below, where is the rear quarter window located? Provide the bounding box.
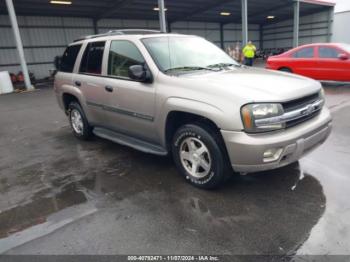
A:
[60,45,82,73]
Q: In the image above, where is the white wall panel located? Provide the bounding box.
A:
[0,28,15,46]
[23,28,66,45]
[0,48,34,65]
[188,29,206,37]
[0,65,21,75]
[332,11,350,44]
[20,16,63,26]
[206,22,219,29]
[0,49,19,64]
[223,30,241,41]
[63,17,92,27]
[224,23,241,30]
[206,30,220,42]
[31,47,65,63]
[0,16,11,25]
[64,28,94,42]
[171,22,188,28]
[262,11,329,49]
[98,19,124,27]
[173,21,216,45]
[0,15,262,79]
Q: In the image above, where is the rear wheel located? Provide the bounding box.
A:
[68,101,93,140]
[171,123,231,189]
[279,67,292,73]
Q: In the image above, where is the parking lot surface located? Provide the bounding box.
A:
[0,84,350,256]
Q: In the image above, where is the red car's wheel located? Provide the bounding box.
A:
[278,67,292,73]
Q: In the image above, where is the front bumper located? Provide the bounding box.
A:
[221,108,332,173]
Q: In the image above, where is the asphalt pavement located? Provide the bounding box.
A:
[0,83,349,257]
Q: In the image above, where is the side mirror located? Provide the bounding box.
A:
[128,64,152,83]
[338,53,349,60]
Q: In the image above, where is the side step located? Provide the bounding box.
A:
[93,127,168,156]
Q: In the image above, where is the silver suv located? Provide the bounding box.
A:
[54,30,332,189]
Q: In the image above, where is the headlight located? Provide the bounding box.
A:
[319,88,325,101]
[241,103,285,133]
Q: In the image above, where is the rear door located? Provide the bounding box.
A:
[288,47,318,79]
[73,41,108,126]
[316,46,350,81]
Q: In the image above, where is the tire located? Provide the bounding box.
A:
[279,67,292,73]
[68,101,93,140]
[171,123,231,189]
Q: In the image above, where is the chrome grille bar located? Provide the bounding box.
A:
[255,99,324,127]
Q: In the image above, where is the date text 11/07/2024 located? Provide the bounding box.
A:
[127,256,220,261]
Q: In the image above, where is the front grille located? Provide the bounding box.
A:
[283,92,320,112]
[282,92,322,128]
[285,110,321,128]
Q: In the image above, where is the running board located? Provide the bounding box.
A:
[93,127,168,156]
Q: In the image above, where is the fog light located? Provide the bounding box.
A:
[263,148,283,163]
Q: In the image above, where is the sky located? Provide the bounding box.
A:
[334,0,350,12]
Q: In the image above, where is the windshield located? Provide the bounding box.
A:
[339,43,350,53]
[142,36,239,73]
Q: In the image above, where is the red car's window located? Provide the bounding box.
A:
[292,47,314,58]
[319,47,341,58]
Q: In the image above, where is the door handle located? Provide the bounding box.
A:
[105,85,114,92]
[75,81,81,87]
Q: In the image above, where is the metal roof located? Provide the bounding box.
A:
[0,0,335,25]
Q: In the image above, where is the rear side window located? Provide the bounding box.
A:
[292,47,314,58]
[319,47,341,58]
[108,40,145,78]
[80,41,105,75]
[60,45,81,73]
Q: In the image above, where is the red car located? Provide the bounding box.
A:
[266,43,350,82]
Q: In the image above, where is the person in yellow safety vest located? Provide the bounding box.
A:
[242,41,257,67]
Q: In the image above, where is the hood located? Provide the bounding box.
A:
[179,67,322,103]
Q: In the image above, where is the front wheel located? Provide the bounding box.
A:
[171,123,231,189]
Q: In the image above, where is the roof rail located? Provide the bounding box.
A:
[108,29,161,35]
[74,29,161,42]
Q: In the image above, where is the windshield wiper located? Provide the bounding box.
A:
[164,66,221,73]
[207,63,241,69]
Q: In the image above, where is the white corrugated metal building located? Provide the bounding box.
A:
[332,0,350,44]
[0,15,261,79]
[0,0,336,81]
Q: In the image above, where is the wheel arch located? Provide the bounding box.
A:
[160,98,227,151]
[62,93,81,113]
[278,66,293,73]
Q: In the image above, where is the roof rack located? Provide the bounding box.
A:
[74,29,161,42]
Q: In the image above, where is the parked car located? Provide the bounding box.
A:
[266,43,350,82]
[54,30,332,189]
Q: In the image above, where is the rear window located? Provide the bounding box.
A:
[60,44,81,73]
[80,41,105,75]
[292,47,314,58]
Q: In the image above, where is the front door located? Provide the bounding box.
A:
[102,40,157,143]
[316,46,350,81]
